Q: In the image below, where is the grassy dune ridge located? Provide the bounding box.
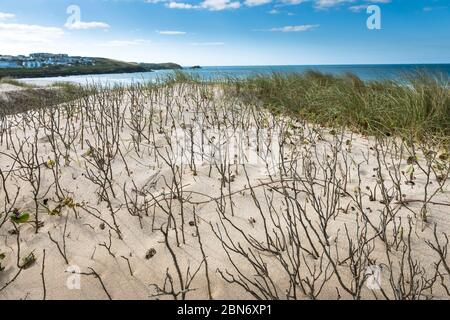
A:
[0,81,92,116]
[227,71,450,142]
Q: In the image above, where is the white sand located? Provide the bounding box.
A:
[0,83,25,99]
[0,84,449,300]
[0,83,24,92]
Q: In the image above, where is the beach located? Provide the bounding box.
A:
[0,77,449,300]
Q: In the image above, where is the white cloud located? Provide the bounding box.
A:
[167,0,240,10]
[189,41,225,46]
[65,21,110,30]
[314,0,355,9]
[0,22,64,43]
[279,0,309,5]
[349,4,368,12]
[423,5,447,12]
[201,0,241,10]
[157,30,187,35]
[268,9,280,14]
[245,0,271,6]
[269,24,319,32]
[167,0,378,10]
[314,0,389,9]
[0,12,15,20]
[349,1,391,12]
[99,39,151,47]
[167,2,196,9]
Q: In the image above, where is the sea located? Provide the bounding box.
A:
[20,64,450,86]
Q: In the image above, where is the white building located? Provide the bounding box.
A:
[23,60,42,68]
[0,53,94,69]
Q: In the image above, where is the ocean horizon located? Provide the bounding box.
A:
[21,63,450,86]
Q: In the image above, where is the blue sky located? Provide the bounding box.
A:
[0,0,448,66]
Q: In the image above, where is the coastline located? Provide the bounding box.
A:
[0,58,182,80]
[15,63,450,87]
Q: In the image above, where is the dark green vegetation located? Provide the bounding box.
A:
[227,71,450,143]
[0,58,182,79]
[139,62,182,70]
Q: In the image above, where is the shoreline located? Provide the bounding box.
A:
[14,64,450,87]
[0,58,182,80]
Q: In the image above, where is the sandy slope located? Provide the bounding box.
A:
[0,83,24,98]
[0,84,449,300]
[0,83,23,91]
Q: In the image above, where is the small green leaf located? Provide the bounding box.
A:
[11,212,30,224]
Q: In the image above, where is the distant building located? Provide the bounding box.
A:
[0,61,21,68]
[31,53,59,59]
[0,55,16,61]
[23,60,42,68]
[0,53,94,69]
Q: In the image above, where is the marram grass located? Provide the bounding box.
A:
[227,71,449,143]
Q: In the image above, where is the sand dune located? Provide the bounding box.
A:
[0,83,449,300]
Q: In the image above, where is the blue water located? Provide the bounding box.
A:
[21,64,450,86]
